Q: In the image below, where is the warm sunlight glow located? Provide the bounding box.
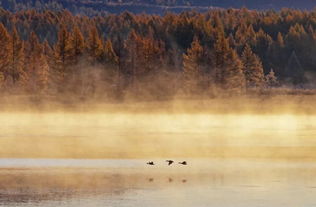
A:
[1,110,315,159]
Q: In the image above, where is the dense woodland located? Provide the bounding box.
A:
[0,8,315,100]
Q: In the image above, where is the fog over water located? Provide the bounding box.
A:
[1,98,316,206]
[1,108,316,158]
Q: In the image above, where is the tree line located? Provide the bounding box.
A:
[0,8,314,100]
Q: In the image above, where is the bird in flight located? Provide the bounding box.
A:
[166,160,174,165]
[178,161,187,165]
[147,161,155,165]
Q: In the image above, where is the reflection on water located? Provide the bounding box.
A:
[0,159,316,207]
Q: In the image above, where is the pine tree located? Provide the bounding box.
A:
[287,24,307,41]
[183,37,205,94]
[103,39,119,67]
[54,25,73,83]
[102,39,120,93]
[124,30,141,88]
[235,23,256,47]
[36,54,50,92]
[265,69,278,88]
[254,29,273,68]
[286,51,305,84]
[43,40,54,69]
[277,32,285,48]
[223,49,246,93]
[228,33,236,48]
[241,44,264,88]
[0,24,11,83]
[87,26,103,64]
[26,32,49,92]
[214,28,230,66]
[235,22,247,45]
[214,28,230,86]
[71,25,85,65]
[0,72,4,89]
[142,37,165,74]
[213,27,245,93]
[8,26,25,85]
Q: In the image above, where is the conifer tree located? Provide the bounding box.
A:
[71,25,85,65]
[214,28,230,66]
[265,69,278,88]
[287,24,307,41]
[286,51,305,84]
[0,72,4,89]
[142,37,164,74]
[124,30,141,87]
[87,26,103,64]
[241,44,264,88]
[0,23,11,82]
[103,39,119,67]
[213,27,245,92]
[43,40,54,68]
[277,32,285,48]
[235,22,247,45]
[254,29,273,63]
[54,25,73,81]
[214,28,230,86]
[235,24,256,46]
[223,49,246,93]
[36,55,50,92]
[183,37,204,94]
[101,39,120,91]
[228,33,236,48]
[26,32,49,92]
[9,26,25,85]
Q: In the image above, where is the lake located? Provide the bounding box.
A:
[0,112,316,206]
[0,158,316,207]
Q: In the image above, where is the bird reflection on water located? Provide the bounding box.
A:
[1,158,316,207]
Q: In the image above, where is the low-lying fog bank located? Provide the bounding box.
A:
[0,102,316,159]
[1,91,316,114]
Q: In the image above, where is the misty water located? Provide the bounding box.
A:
[1,112,316,206]
[1,158,316,207]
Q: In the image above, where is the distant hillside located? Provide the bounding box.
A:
[1,0,316,15]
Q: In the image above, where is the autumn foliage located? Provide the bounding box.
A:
[1,8,315,100]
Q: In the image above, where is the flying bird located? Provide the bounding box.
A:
[147,161,155,165]
[178,161,187,165]
[166,160,174,165]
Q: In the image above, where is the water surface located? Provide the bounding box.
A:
[1,112,316,206]
[0,158,316,207]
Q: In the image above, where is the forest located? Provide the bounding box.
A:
[0,8,315,101]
